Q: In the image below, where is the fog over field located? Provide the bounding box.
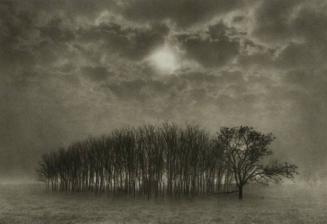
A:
[0,0,327,222]
[0,183,327,224]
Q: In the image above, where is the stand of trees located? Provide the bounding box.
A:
[37,124,297,199]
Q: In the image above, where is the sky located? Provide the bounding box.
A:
[0,0,327,180]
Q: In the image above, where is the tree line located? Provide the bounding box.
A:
[37,123,297,199]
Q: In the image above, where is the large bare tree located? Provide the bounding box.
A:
[217,126,297,200]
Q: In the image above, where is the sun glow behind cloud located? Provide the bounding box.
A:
[147,44,180,74]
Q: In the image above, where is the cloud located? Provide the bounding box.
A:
[176,22,241,67]
[39,17,75,43]
[81,66,112,82]
[0,1,37,74]
[253,0,303,42]
[253,0,327,60]
[251,0,327,76]
[119,0,243,27]
[78,22,169,60]
[292,5,327,44]
[275,42,325,69]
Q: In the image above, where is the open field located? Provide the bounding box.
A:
[0,182,326,224]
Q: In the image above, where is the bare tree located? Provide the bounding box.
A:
[217,126,298,200]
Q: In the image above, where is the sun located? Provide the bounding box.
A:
[147,44,180,74]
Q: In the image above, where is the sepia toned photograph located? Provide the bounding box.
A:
[0,0,326,223]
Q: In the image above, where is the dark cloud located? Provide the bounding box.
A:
[253,0,302,42]
[292,6,327,44]
[0,1,37,73]
[176,22,240,67]
[120,0,243,27]
[238,51,274,69]
[254,0,327,44]
[39,18,75,43]
[251,0,327,84]
[8,0,118,20]
[275,42,324,69]
[81,66,112,82]
[270,7,327,71]
[237,38,276,69]
[253,0,327,66]
[78,22,169,60]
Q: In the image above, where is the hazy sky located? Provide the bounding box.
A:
[1,0,327,179]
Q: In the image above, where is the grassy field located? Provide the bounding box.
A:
[0,182,326,224]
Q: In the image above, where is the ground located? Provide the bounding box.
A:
[0,182,326,224]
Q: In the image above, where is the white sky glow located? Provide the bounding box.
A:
[147,44,180,74]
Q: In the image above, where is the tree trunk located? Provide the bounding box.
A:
[238,185,243,200]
